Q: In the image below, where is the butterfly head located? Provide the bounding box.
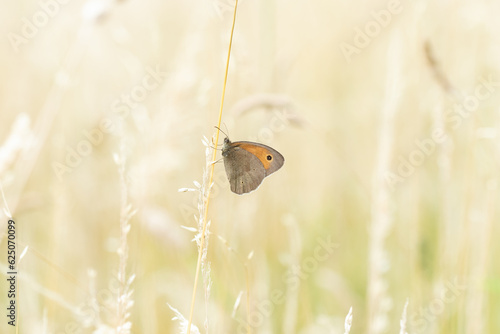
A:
[222,137,232,156]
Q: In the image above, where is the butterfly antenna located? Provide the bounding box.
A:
[214,126,229,139]
[222,122,230,137]
[209,142,223,151]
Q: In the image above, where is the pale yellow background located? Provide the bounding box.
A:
[0,0,499,333]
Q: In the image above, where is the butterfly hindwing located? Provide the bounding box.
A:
[223,145,266,194]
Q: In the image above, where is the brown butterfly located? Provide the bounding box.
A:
[222,137,284,194]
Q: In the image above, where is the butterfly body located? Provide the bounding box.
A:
[222,137,284,195]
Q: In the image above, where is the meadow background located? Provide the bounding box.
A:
[0,0,499,333]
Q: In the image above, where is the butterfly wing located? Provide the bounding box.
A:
[234,142,284,176]
[223,146,267,194]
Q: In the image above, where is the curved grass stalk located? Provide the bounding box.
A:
[186,1,239,333]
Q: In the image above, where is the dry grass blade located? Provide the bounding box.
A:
[367,30,403,334]
[169,304,201,334]
[399,299,409,334]
[424,40,462,99]
[186,1,239,333]
[115,151,136,334]
[344,307,353,334]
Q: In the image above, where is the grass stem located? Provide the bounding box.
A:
[186,1,239,333]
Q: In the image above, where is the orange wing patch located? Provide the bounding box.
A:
[237,143,273,169]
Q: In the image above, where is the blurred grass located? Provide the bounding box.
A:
[0,0,499,333]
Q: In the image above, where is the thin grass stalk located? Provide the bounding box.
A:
[217,235,252,333]
[244,262,251,334]
[367,31,402,334]
[186,1,239,333]
[344,307,353,334]
[115,151,137,334]
[399,299,409,334]
[282,216,301,334]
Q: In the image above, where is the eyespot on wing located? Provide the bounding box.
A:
[235,142,284,174]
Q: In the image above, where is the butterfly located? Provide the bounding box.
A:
[221,137,284,194]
